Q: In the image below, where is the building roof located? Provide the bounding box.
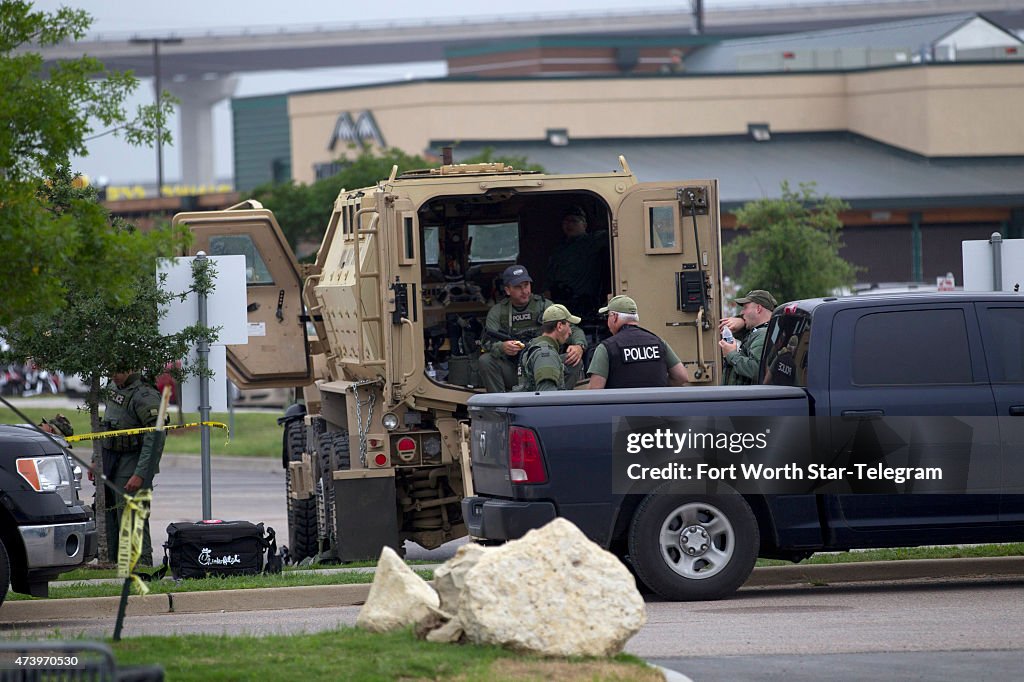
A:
[685,13,1022,73]
[438,133,1024,210]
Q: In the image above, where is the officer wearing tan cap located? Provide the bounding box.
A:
[587,295,689,389]
[516,304,582,392]
[719,289,777,385]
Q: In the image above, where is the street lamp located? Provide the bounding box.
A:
[130,37,183,195]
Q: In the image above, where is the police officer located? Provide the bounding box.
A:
[719,289,777,385]
[39,414,74,439]
[480,265,586,393]
[544,206,609,319]
[516,304,582,392]
[587,295,689,389]
[103,369,166,565]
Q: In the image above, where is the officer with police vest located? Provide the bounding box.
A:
[587,295,689,389]
[102,369,166,565]
[480,265,586,393]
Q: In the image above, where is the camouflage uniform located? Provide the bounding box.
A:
[723,323,768,385]
[103,373,166,565]
[479,295,586,392]
[515,335,568,392]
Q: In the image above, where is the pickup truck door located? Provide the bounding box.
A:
[612,182,723,383]
[175,205,311,388]
[826,303,1000,536]
[974,302,1024,521]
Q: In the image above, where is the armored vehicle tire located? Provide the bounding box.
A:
[315,430,351,553]
[0,536,10,607]
[627,492,758,602]
[285,420,318,562]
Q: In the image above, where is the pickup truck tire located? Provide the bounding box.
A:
[285,420,318,562]
[628,493,759,601]
[0,536,9,607]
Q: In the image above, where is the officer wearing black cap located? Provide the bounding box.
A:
[480,265,586,393]
[719,289,777,385]
[587,295,689,389]
[544,206,609,320]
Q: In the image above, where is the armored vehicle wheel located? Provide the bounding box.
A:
[285,420,318,562]
[0,536,10,606]
[627,492,758,601]
[315,430,351,555]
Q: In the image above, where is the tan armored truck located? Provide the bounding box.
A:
[173,156,724,563]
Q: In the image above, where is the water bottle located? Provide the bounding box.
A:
[426,362,437,380]
[721,326,735,345]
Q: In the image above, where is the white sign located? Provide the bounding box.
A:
[158,256,248,345]
[247,322,267,337]
[962,238,1024,292]
[178,345,229,413]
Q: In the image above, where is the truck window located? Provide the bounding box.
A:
[978,306,1024,382]
[852,309,972,385]
[209,234,275,285]
[762,310,811,387]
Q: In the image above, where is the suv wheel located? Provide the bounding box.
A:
[0,536,10,607]
[628,492,758,601]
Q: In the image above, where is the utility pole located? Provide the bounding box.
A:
[130,37,183,196]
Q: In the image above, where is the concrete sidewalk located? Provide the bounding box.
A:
[5,556,1022,623]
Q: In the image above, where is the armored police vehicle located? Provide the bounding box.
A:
[174,156,724,563]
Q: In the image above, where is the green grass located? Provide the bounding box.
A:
[108,629,661,682]
[0,406,281,458]
[8,569,434,600]
[755,542,1024,567]
[55,560,439,582]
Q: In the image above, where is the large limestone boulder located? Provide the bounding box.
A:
[356,546,439,632]
[433,542,490,615]
[457,518,646,657]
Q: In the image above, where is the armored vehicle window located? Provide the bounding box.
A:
[852,309,972,385]
[978,306,1024,382]
[209,235,274,285]
[645,202,681,254]
[424,227,440,265]
[468,222,519,263]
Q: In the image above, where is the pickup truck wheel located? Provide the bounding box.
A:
[285,420,318,562]
[628,493,758,601]
[0,536,10,607]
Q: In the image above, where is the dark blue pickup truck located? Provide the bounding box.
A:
[462,293,1024,600]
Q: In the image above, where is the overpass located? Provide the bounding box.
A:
[36,0,1024,186]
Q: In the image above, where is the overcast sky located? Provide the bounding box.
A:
[29,1,859,186]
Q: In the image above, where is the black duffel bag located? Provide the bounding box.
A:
[161,520,282,580]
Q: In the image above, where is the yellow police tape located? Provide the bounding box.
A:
[117,488,153,595]
[66,421,229,443]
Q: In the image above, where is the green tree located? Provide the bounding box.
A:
[0,1,176,326]
[724,182,859,305]
[251,146,545,253]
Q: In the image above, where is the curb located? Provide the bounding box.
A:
[5,556,1022,622]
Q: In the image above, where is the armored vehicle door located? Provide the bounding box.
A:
[612,182,723,383]
[174,205,311,388]
[381,194,424,405]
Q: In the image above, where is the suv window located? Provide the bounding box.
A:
[979,306,1024,382]
[852,309,972,385]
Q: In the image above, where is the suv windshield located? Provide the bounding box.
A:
[760,308,812,387]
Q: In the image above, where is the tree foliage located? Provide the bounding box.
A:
[724,182,859,305]
[0,1,176,325]
[251,146,545,254]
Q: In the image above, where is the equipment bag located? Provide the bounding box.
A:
[161,520,280,580]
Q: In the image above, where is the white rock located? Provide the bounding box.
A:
[457,518,646,657]
[356,546,440,633]
[433,542,490,615]
[425,618,465,643]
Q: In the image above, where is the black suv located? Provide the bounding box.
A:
[0,424,97,605]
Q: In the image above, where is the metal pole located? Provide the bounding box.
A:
[196,251,213,520]
[154,41,163,195]
[990,231,1003,292]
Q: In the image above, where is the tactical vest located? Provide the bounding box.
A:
[500,295,547,342]
[601,325,669,389]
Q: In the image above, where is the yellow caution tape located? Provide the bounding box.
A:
[66,421,229,443]
[117,488,153,596]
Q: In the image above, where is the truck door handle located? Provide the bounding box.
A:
[841,409,884,420]
[1010,405,1024,416]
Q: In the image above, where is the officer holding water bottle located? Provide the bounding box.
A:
[719,290,776,385]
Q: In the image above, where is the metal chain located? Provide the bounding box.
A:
[348,380,379,468]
